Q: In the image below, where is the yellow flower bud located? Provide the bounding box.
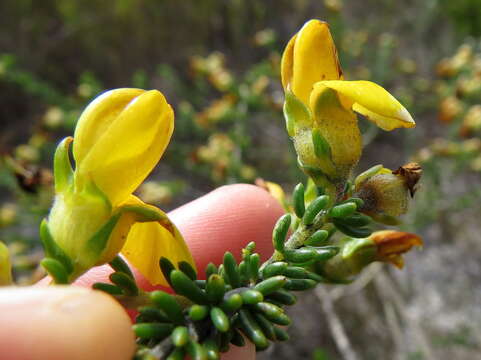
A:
[44,89,194,284]
[73,89,174,206]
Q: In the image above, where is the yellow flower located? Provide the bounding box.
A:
[280,20,415,191]
[44,89,194,285]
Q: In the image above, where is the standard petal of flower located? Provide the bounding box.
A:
[280,33,296,90]
[78,90,174,206]
[316,80,415,131]
[290,20,343,105]
[73,88,145,165]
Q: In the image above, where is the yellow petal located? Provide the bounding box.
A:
[73,88,145,165]
[119,196,195,286]
[283,20,343,105]
[280,33,296,90]
[77,90,174,206]
[316,80,415,131]
[0,241,12,285]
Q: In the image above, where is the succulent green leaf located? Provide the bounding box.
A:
[302,195,329,225]
[133,323,174,339]
[109,272,138,296]
[150,291,185,325]
[272,214,291,252]
[292,183,306,218]
[40,257,69,284]
[170,270,209,305]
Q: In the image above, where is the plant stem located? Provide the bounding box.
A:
[263,211,328,266]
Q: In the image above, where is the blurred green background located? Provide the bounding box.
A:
[1,0,481,359]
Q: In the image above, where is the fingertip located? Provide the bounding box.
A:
[0,287,135,360]
[170,183,284,274]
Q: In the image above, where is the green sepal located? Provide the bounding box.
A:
[304,229,329,246]
[109,256,134,279]
[210,307,230,333]
[312,128,332,159]
[133,323,174,339]
[170,270,209,305]
[40,257,69,284]
[354,164,383,188]
[292,183,306,218]
[39,219,73,275]
[273,326,290,341]
[283,90,312,136]
[186,340,208,360]
[119,204,163,222]
[206,274,226,303]
[261,262,288,278]
[85,213,121,260]
[329,202,357,218]
[252,312,276,341]
[92,282,123,295]
[188,305,209,321]
[254,276,287,295]
[222,252,240,288]
[266,289,297,306]
[252,302,290,326]
[302,195,329,225]
[220,293,243,313]
[283,278,317,291]
[240,289,264,304]
[53,137,74,193]
[284,247,318,263]
[238,309,269,350]
[109,272,138,296]
[272,214,291,252]
[172,326,190,347]
[150,291,185,325]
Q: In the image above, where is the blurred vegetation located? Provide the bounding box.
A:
[1,0,480,358]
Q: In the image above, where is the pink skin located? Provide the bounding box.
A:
[0,184,284,360]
